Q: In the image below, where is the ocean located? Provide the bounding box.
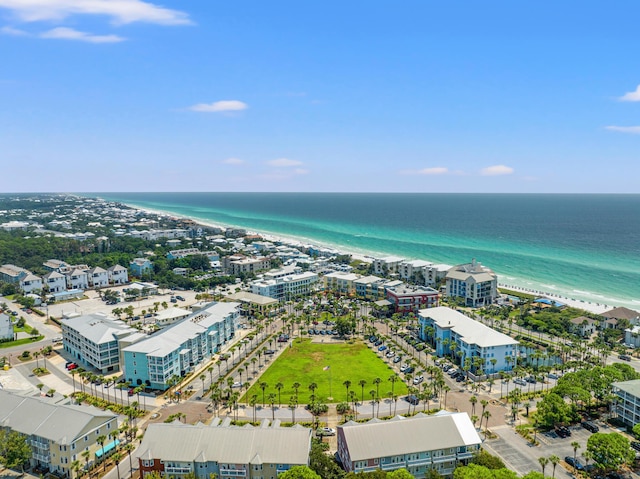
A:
[95,193,640,310]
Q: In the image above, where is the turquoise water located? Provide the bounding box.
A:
[95,193,640,310]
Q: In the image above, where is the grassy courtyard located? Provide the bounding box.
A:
[243,338,407,405]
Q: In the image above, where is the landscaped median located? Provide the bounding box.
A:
[243,338,408,405]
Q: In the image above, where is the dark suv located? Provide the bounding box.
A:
[556,426,571,438]
[582,421,599,433]
[404,394,419,405]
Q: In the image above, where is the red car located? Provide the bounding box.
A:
[67,363,78,370]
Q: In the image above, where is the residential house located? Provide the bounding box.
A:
[418,307,518,373]
[107,264,128,285]
[87,267,109,288]
[445,259,497,308]
[67,268,89,290]
[337,412,481,478]
[0,389,118,478]
[602,307,640,330]
[43,271,67,293]
[385,284,439,314]
[136,420,312,479]
[570,316,598,338]
[19,273,43,294]
[130,258,153,277]
[122,302,239,389]
[42,259,70,272]
[0,264,30,284]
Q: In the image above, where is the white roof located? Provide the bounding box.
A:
[419,306,518,348]
[62,313,137,345]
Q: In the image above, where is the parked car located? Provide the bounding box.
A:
[386,351,395,357]
[404,394,420,405]
[393,356,402,363]
[378,345,387,352]
[317,427,336,436]
[619,354,632,361]
[264,349,275,355]
[369,336,377,343]
[170,296,177,303]
[556,426,572,438]
[400,364,409,372]
[374,340,383,346]
[404,366,415,374]
[413,375,424,385]
[548,373,560,380]
[631,441,640,452]
[66,363,78,370]
[582,421,599,433]
[176,295,185,301]
[514,378,527,386]
[525,376,537,383]
[564,456,584,470]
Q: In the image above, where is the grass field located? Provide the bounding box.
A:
[243,338,408,405]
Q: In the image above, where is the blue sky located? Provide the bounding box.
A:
[1,1,639,193]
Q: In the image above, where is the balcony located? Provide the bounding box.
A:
[407,458,432,467]
[432,454,456,463]
[220,469,247,477]
[165,466,193,474]
[33,453,51,463]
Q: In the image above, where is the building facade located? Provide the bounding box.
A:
[418,307,518,373]
[385,284,440,314]
[612,380,640,427]
[251,271,319,301]
[61,313,139,374]
[122,302,240,389]
[323,272,359,296]
[0,313,13,341]
[108,264,129,285]
[337,412,481,478]
[0,389,118,478]
[130,258,153,277]
[445,260,497,308]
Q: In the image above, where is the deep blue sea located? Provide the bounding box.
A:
[95,193,640,310]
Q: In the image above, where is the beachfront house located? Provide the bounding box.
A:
[612,380,640,428]
[418,306,518,374]
[130,258,153,277]
[373,256,405,276]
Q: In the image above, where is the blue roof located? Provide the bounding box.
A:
[95,439,120,458]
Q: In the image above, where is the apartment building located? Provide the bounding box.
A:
[107,264,129,285]
[19,273,43,294]
[122,302,239,389]
[337,412,481,478]
[612,380,640,427]
[137,420,312,479]
[385,284,440,314]
[0,264,30,283]
[0,389,118,478]
[251,271,319,301]
[130,258,153,277]
[61,313,140,374]
[43,271,67,293]
[87,267,109,288]
[445,260,497,308]
[373,256,405,276]
[418,307,518,373]
[323,271,360,296]
[223,255,272,275]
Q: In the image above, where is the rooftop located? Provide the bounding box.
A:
[419,306,518,348]
[62,313,137,345]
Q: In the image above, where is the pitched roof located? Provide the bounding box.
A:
[602,307,640,321]
[339,412,481,461]
[136,421,311,464]
[0,389,116,445]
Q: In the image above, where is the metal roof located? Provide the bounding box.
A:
[339,412,481,461]
[62,313,137,345]
[136,421,311,464]
[0,390,116,445]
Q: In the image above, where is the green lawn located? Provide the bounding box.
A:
[243,338,407,405]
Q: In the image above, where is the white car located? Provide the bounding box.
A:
[400,364,409,372]
[317,427,336,436]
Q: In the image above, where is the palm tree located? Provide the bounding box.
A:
[81,450,90,476]
[469,395,477,416]
[308,382,318,402]
[200,374,206,393]
[268,393,277,420]
[259,382,269,407]
[250,394,258,423]
[483,410,491,435]
[571,441,580,470]
[373,377,381,399]
[359,379,367,403]
[292,382,301,399]
[112,452,123,479]
[343,380,352,401]
[388,374,398,397]
[275,382,284,407]
[538,456,549,477]
[96,435,107,471]
[549,455,559,478]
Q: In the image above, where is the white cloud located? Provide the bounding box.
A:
[266,158,303,167]
[189,100,248,113]
[293,168,309,175]
[605,125,640,134]
[480,165,514,176]
[417,167,448,175]
[222,157,245,165]
[0,0,191,25]
[41,27,124,43]
[1,25,28,35]
[619,85,640,102]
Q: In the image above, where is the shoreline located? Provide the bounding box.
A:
[106,197,631,316]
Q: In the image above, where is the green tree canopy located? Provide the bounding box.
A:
[280,466,322,479]
[454,464,518,479]
[470,450,506,470]
[0,430,31,472]
[586,432,635,472]
[534,393,577,428]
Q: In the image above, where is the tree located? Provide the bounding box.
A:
[0,430,31,472]
[454,464,518,479]
[96,434,107,471]
[549,455,559,479]
[534,393,576,428]
[587,432,635,472]
[279,466,321,479]
[470,450,505,470]
[538,456,549,477]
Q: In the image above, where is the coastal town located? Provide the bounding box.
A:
[1,194,640,479]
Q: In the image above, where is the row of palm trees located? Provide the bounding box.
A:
[538,441,584,477]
